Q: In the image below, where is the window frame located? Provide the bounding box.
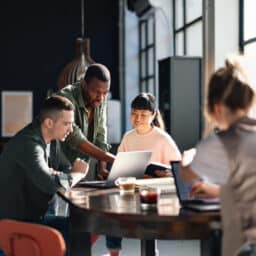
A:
[139,12,156,94]
[173,0,203,56]
[239,0,256,52]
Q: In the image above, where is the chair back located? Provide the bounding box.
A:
[0,219,66,256]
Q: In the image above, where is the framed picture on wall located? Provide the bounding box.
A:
[1,91,33,137]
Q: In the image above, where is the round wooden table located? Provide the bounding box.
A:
[58,187,220,256]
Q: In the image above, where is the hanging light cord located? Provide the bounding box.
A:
[81,0,85,38]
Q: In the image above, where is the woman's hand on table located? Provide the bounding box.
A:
[190,181,220,198]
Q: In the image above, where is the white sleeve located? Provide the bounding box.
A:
[190,133,230,184]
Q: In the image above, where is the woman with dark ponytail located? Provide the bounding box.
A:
[118,92,181,177]
[105,93,181,256]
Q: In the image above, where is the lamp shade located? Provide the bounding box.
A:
[57,37,95,89]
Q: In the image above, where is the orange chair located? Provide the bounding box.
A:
[0,219,66,256]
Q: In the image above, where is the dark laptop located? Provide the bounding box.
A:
[78,151,152,188]
[170,161,220,211]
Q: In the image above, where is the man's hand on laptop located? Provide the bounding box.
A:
[190,181,220,199]
[97,168,109,180]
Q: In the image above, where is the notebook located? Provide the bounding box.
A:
[145,162,171,177]
[170,161,220,211]
[78,151,152,188]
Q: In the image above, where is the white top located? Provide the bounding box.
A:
[190,133,229,184]
[118,126,181,165]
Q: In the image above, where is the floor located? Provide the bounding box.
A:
[92,236,200,256]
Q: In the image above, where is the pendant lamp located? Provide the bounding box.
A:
[57,0,95,89]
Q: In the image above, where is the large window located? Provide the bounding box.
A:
[240,0,256,86]
[139,13,156,93]
[173,0,203,56]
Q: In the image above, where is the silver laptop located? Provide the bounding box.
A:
[78,151,152,188]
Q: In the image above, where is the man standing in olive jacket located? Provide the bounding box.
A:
[56,63,115,180]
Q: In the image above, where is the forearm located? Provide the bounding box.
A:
[77,140,115,163]
[98,160,107,170]
[57,145,72,173]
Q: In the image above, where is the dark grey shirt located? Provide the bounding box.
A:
[217,117,256,256]
[0,120,71,221]
[190,132,229,184]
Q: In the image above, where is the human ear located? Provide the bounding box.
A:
[82,80,88,89]
[44,118,54,129]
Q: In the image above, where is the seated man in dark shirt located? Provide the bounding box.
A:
[0,95,88,255]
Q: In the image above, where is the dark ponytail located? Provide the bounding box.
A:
[153,110,165,130]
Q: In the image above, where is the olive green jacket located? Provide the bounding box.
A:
[56,82,110,164]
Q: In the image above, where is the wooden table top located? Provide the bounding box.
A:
[58,185,221,240]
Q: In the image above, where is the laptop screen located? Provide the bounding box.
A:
[170,161,192,202]
[107,151,152,181]
[77,151,152,189]
[171,161,220,206]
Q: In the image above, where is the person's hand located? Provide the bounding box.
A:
[143,174,152,179]
[143,170,172,178]
[49,168,62,176]
[154,170,172,177]
[97,168,109,180]
[190,181,220,198]
[182,148,196,166]
[71,158,89,174]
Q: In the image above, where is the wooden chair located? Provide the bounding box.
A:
[0,219,66,256]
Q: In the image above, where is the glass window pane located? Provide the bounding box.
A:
[148,78,155,94]
[141,52,146,78]
[244,0,256,41]
[175,0,183,29]
[186,0,202,23]
[141,80,147,92]
[175,32,184,55]
[244,43,256,88]
[147,17,154,45]
[148,47,154,75]
[140,22,146,49]
[186,22,202,56]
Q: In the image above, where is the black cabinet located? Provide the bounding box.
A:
[158,56,202,151]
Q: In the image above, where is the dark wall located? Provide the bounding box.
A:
[1,0,119,120]
[158,57,202,151]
